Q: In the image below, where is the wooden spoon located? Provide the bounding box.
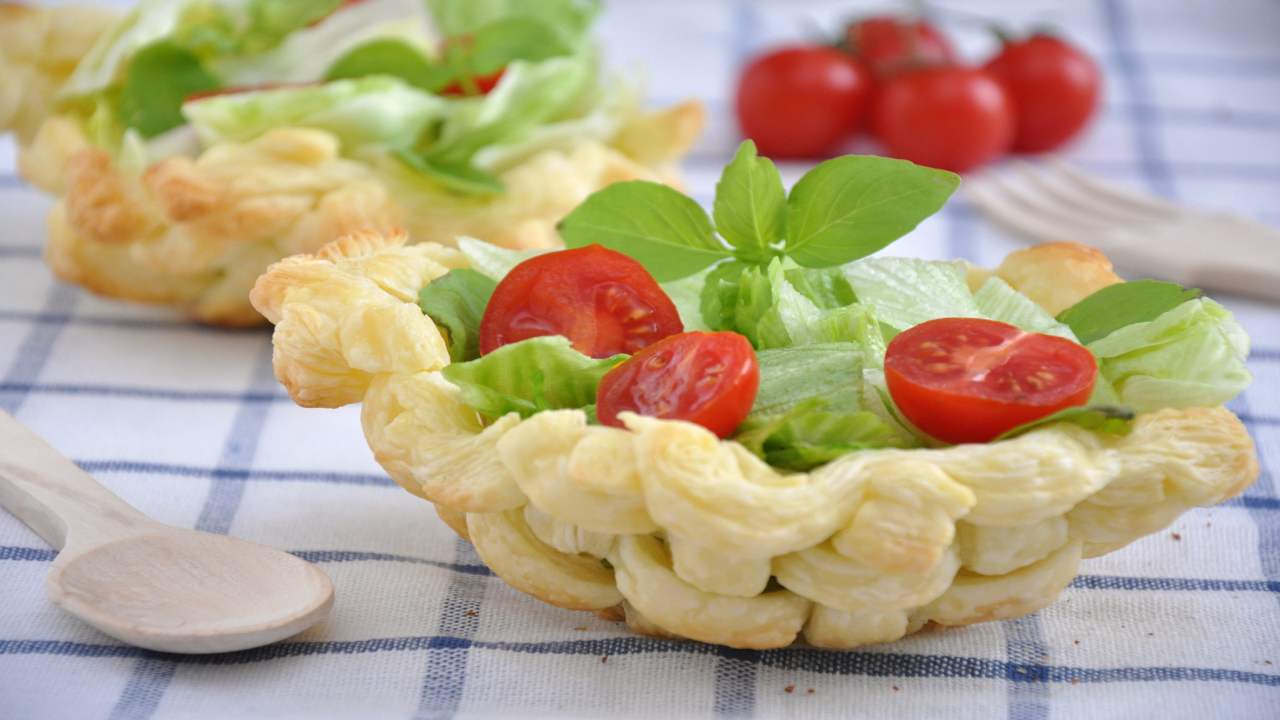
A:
[0,411,334,654]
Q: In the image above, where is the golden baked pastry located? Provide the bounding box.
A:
[250,232,1258,649]
[9,0,705,325]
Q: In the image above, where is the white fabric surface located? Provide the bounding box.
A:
[1,1,1278,718]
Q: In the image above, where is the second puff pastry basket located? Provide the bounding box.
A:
[250,233,1258,650]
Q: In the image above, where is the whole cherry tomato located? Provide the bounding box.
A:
[872,66,1015,172]
[596,331,759,438]
[846,16,957,76]
[736,46,872,158]
[983,34,1101,152]
[885,318,1097,444]
[479,245,683,358]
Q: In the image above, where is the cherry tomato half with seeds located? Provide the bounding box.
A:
[735,45,872,159]
[479,245,683,358]
[983,34,1101,153]
[885,318,1097,444]
[872,66,1015,173]
[597,331,759,438]
[846,16,957,77]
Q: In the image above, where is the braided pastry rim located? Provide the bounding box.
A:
[251,231,1259,650]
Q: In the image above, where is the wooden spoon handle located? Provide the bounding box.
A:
[0,411,150,552]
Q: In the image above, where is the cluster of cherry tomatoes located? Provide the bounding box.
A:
[735,15,1101,172]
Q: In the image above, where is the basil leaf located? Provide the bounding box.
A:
[1056,280,1203,345]
[118,41,221,138]
[325,39,455,92]
[785,156,959,267]
[394,149,505,195]
[441,336,625,419]
[418,269,497,362]
[559,180,730,281]
[995,405,1135,441]
[713,140,786,263]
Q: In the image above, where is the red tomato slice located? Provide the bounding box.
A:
[596,332,759,438]
[885,318,1097,444]
[479,245,683,358]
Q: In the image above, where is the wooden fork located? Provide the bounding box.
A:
[964,159,1280,303]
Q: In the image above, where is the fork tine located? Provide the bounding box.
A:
[968,165,1124,238]
[1044,158,1185,218]
[1006,160,1174,227]
[964,170,1096,243]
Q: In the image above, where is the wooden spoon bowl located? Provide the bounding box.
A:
[0,412,334,654]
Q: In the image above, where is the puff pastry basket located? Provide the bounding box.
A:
[250,232,1258,650]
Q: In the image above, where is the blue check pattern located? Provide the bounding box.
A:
[1,0,1278,718]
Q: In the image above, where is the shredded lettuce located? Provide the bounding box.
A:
[183,76,445,150]
[441,336,625,419]
[418,269,497,362]
[63,0,343,98]
[215,0,437,87]
[973,276,1077,340]
[455,237,547,280]
[427,0,600,49]
[842,257,981,336]
[1086,298,1251,413]
[735,344,916,469]
[996,406,1135,440]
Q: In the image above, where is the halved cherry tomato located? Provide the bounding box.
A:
[983,34,1101,153]
[479,245,683,358]
[885,318,1097,444]
[845,16,957,77]
[439,68,506,96]
[872,66,1015,172]
[735,46,872,158]
[596,331,759,438]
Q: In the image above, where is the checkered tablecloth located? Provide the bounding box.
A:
[2,1,1278,718]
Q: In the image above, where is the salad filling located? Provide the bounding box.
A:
[54,0,647,195]
[420,142,1251,471]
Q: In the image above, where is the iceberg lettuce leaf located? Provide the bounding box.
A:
[441,336,625,419]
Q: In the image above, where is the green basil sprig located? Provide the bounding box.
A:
[559,140,959,281]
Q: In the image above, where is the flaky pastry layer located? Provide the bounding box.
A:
[251,233,1258,649]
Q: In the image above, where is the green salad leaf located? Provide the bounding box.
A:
[559,181,731,281]
[995,406,1135,440]
[736,398,911,471]
[325,38,453,92]
[750,344,865,417]
[183,76,444,149]
[785,267,856,309]
[785,156,959,267]
[974,276,1077,339]
[118,41,221,138]
[658,267,713,332]
[1086,298,1251,413]
[418,269,497,362]
[428,0,600,49]
[713,140,786,263]
[455,237,546,280]
[1057,280,1203,345]
[842,257,980,335]
[441,336,625,419]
